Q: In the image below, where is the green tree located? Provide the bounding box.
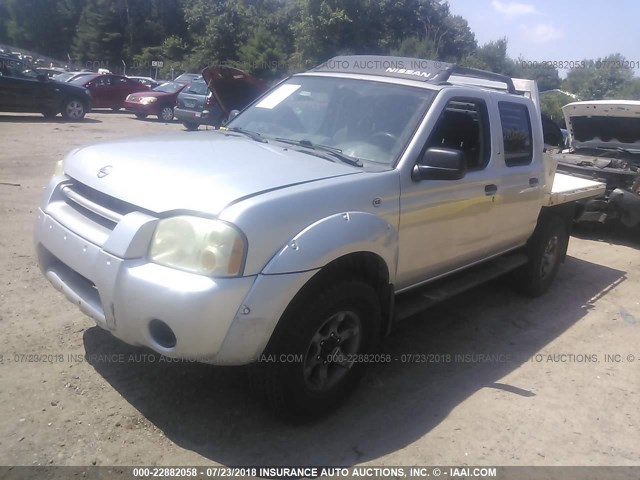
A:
[540,91,577,127]
[392,36,437,59]
[71,0,125,67]
[514,59,561,92]
[238,27,289,80]
[461,38,517,75]
[613,78,640,100]
[564,54,634,100]
[3,0,83,59]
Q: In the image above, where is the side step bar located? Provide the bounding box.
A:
[394,253,528,322]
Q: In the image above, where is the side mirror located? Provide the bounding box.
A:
[412,147,466,181]
[228,109,240,120]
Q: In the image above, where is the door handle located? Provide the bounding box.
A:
[484,184,498,196]
[529,177,539,187]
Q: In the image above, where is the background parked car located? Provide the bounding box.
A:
[128,76,161,89]
[124,81,187,121]
[0,54,91,120]
[71,73,149,110]
[174,66,267,130]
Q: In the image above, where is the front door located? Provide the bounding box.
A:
[396,93,502,290]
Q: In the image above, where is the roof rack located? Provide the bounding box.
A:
[308,55,517,94]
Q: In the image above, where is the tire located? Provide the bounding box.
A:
[61,98,86,121]
[135,113,148,119]
[158,106,174,122]
[513,214,568,297]
[183,122,199,131]
[254,279,381,421]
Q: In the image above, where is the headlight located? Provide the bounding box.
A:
[149,216,246,277]
[53,160,64,176]
[140,97,158,105]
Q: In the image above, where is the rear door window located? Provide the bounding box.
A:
[498,102,533,166]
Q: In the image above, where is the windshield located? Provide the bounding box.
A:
[153,82,183,93]
[227,76,435,165]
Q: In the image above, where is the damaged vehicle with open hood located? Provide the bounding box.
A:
[174,65,267,130]
[552,100,640,228]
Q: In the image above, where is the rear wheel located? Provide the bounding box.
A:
[135,113,147,119]
[254,279,381,421]
[61,99,86,120]
[513,214,568,297]
[158,106,174,122]
[183,122,199,131]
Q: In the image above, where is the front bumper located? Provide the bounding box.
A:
[124,102,159,116]
[34,203,317,365]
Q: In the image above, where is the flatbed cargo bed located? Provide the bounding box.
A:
[545,172,606,207]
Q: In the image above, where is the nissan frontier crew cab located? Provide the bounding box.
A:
[34,56,605,419]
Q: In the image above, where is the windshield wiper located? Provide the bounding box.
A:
[223,127,267,143]
[274,138,363,167]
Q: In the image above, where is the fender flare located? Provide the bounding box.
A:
[261,211,398,281]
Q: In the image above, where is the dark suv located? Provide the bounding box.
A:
[0,55,92,120]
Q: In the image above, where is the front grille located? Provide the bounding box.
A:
[62,180,138,227]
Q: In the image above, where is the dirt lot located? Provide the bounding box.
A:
[0,111,639,468]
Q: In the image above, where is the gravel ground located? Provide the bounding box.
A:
[0,111,639,468]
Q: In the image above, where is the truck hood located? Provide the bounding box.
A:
[563,100,640,151]
[63,131,360,215]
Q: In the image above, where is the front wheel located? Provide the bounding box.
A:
[61,98,86,121]
[513,214,568,297]
[135,113,147,119]
[158,106,174,122]
[183,122,199,131]
[254,279,381,420]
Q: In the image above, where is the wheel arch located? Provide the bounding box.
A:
[269,251,395,348]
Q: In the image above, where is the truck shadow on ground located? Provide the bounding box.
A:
[572,223,640,249]
[83,256,626,466]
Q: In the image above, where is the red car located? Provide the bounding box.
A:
[70,74,150,110]
[124,81,188,122]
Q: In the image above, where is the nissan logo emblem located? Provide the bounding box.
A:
[97,165,113,178]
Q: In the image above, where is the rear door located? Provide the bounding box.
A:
[111,76,141,108]
[90,75,113,108]
[490,99,545,251]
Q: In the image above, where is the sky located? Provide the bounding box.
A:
[447,0,640,76]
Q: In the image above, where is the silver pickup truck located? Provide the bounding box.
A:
[34,56,605,419]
